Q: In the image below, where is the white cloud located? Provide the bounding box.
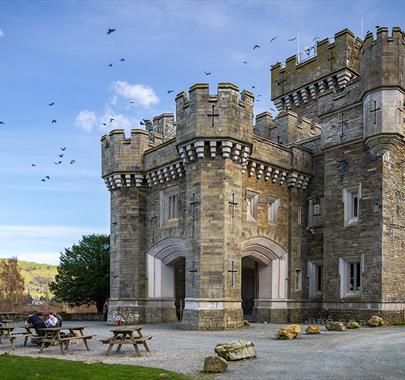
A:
[0,30,4,39]
[75,110,97,132]
[98,105,132,131]
[112,81,159,107]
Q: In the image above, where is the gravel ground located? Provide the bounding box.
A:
[2,321,405,379]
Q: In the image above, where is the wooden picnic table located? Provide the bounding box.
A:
[102,325,152,356]
[0,326,16,350]
[37,326,95,355]
[0,320,12,327]
[15,323,38,346]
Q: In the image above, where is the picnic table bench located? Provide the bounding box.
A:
[13,324,39,346]
[38,326,95,355]
[0,326,16,350]
[101,325,152,356]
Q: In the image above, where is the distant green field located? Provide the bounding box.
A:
[0,259,58,300]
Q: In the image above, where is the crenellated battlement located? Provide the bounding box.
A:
[145,113,176,141]
[101,129,150,187]
[361,26,405,96]
[175,83,254,143]
[271,29,361,114]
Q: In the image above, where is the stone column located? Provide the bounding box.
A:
[182,158,244,330]
[108,186,147,324]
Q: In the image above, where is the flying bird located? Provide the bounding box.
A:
[288,37,296,42]
[167,90,174,94]
[60,147,66,151]
[243,61,248,64]
[120,58,126,62]
[129,101,135,104]
[257,94,262,97]
[58,154,63,158]
[0,121,5,125]
[31,163,36,167]
[251,86,256,89]
[108,63,113,67]
[70,160,76,164]
[54,161,62,165]
[253,44,260,50]
[107,28,116,35]
[41,179,46,182]
[110,118,115,123]
[204,71,212,76]
[102,122,107,126]
[270,36,277,43]
[140,120,145,126]
[51,120,57,124]
[45,176,50,180]
[48,102,55,106]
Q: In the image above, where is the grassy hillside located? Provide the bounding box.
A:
[0,259,58,300]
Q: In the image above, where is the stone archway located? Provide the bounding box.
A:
[145,238,187,322]
[241,237,288,322]
[146,238,187,298]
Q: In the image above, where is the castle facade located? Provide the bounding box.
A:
[102,27,405,329]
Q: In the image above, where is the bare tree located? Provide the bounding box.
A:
[0,257,25,311]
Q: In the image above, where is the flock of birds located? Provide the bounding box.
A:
[1,26,359,183]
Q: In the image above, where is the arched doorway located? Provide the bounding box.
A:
[241,237,288,322]
[146,238,187,321]
[241,256,258,320]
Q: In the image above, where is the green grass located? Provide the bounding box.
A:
[0,354,190,380]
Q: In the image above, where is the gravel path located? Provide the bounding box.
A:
[2,321,405,379]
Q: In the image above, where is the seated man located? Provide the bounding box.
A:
[27,312,46,336]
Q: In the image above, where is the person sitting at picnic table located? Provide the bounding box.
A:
[26,312,46,337]
[45,313,58,328]
[0,315,3,327]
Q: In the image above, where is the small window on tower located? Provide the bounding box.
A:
[268,196,280,224]
[246,191,259,221]
[160,186,179,226]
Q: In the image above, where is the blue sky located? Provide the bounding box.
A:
[0,0,403,264]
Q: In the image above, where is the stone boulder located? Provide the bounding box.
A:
[367,316,384,327]
[325,322,345,331]
[203,356,228,373]
[305,325,321,334]
[346,321,360,329]
[215,340,256,361]
[276,324,302,340]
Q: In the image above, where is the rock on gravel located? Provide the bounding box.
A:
[276,324,302,340]
[215,340,256,361]
[203,356,228,373]
[367,316,384,327]
[305,325,321,334]
[346,321,360,329]
[325,322,345,331]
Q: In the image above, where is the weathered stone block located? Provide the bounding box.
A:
[325,322,345,331]
[306,325,321,334]
[203,356,228,373]
[215,340,256,361]
[367,316,384,327]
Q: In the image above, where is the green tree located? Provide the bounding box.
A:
[50,234,110,313]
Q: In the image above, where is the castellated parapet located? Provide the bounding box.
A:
[271,29,361,117]
[101,129,150,190]
[175,83,254,143]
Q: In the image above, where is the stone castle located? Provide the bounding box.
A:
[101,27,405,329]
